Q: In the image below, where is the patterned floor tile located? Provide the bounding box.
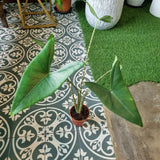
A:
[0,2,115,160]
[0,72,19,112]
[9,136,46,160]
[11,107,48,139]
[7,130,80,160]
[82,103,109,131]
[0,135,12,159]
[77,130,115,160]
[45,105,77,132]
[45,130,80,160]
[7,108,48,159]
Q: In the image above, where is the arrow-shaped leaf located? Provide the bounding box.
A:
[11,37,84,115]
[85,58,143,127]
[100,15,113,23]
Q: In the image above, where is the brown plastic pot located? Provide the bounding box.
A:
[55,0,71,13]
[69,105,90,127]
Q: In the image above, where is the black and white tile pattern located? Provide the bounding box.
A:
[0,3,115,160]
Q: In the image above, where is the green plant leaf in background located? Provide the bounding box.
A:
[85,58,143,127]
[33,34,54,48]
[33,39,45,48]
[100,15,113,23]
[84,1,113,23]
[54,0,63,10]
[11,37,84,116]
[85,0,99,19]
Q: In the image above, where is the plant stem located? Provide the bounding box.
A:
[53,57,78,108]
[53,57,60,69]
[79,19,100,110]
[67,80,79,95]
[67,81,77,109]
[80,89,90,108]
[95,69,111,83]
[80,69,111,106]
[67,79,81,109]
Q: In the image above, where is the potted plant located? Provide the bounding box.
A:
[11,4,143,128]
[54,0,72,13]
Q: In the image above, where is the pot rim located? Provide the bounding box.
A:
[69,104,90,123]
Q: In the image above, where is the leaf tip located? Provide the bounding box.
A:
[140,122,143,127]
[48,34,54,41]
[137,117,143,127]
[131,115,143,127]
[10,109,15,116]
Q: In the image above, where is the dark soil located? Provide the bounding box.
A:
[70,105,89,120]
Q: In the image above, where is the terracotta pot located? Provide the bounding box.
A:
[69,105,90,127]
[56,0,71,13]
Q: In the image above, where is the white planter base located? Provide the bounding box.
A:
[150,0,160,18]
[126,0,145,7]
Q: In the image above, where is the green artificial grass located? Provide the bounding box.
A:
[76,1,160,89]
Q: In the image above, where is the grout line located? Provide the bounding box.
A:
[44,107,47,160]
[76,131,82,160]
[6,137,12,160]
[7,114,15,159]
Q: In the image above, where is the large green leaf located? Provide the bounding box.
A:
[11,38,84,116]
[85,59,143,127]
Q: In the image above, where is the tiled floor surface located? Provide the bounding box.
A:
[0,3,115,160]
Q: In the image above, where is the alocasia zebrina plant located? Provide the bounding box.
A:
[11,2,143,127]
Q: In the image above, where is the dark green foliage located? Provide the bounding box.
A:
[86,58,143,127]
[11,37,84,115]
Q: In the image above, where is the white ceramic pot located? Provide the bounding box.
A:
[150,0,160,18]
[85,0,124,30]
[126,0,145,7]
